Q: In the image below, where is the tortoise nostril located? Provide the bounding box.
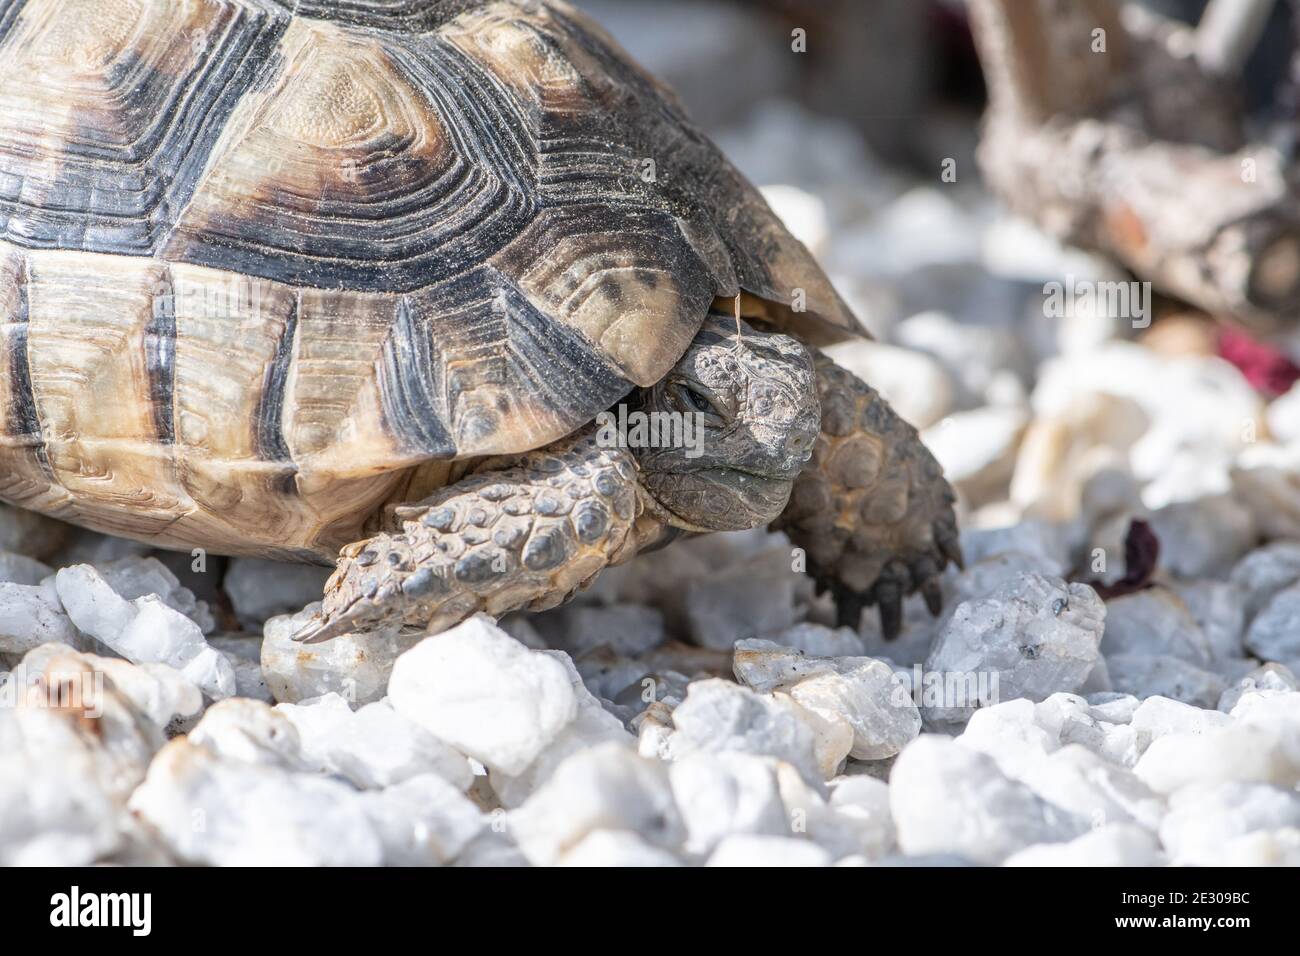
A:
[787,428,816,458]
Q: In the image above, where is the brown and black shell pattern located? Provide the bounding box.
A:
[0,0,856,559]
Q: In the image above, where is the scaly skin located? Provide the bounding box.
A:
[773,350,962,639]
[293,325,959,645]
[293,428,652,643]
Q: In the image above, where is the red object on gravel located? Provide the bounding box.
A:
[1089,519,1159,600]
[1217,327,1300,397]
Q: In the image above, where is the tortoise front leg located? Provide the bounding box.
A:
[772,351,962,639]
[293,429,650,644]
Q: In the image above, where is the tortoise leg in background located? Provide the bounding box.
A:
[772,351,962,639]
[292,429,654,644]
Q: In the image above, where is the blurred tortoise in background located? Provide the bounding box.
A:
[0,0,959,641]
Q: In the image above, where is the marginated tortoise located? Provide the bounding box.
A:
[0,0,960,642]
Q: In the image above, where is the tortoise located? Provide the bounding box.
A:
[0,0,960,643]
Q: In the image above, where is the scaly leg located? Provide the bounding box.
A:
[293,429,652,643]
[773,351,962,639]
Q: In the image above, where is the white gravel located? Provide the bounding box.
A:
[3,91,1300,869]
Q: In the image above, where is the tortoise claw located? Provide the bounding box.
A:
[291,593,390,644]
[833,587,866,630]
[292,613,344,645]
[875,581,903,640]
[922,577,944,616]
[939,527,964,571]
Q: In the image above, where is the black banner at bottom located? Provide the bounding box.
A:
[0,864,1281,942]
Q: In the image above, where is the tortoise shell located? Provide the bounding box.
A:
[0,0,855,558]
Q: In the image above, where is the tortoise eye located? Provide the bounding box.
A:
[677,383,717,416]
[686,388,712,412]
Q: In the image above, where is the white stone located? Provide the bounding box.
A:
[889,735,1087,864]
[1080,464,1145,527]
[667,752,789,857]
[1244,582,1300,673]
[1017,745,1166,831]
[1106,654,1226,708]
[55,565,234,699]
[556,830,683,867]
[773,762,863,860]
[1159,782,1300,866]
[0,646,163,865]
[789,661,920,760]
[950,550,1068,602]
[388,615,577,776]
[91,656,203,729]
[1205,827,1300,865]
[705,834,831,867]
[769,622,867,658]
[0,746,128,866]
[223,558,331,626]
[1230,692,1300,764]
[1135,722,1300,793]
[1078,657,1112,699]
[827,775,896,860]
[731,639,848,693]
[1087,693,1142,724]
[1003,824,1164,866]
[49,530,148,568]
[635,712,675,763]
[957,699,1059,779]
[683,569,796,650]
[959,522,1074,577]
[277,693,473,791]
[1229,687,1300,724]
[187,698,307,769]
[612,668,690,712]
[1032,692,1138,766]
[1146,495,1256,579]
[93,556,214,634]
[1231,442,1300,539]
[1033,693,1108,754]
[1101,588,1212,665]
[1170,579,1247,664]
[1033,343,1261,495]
[129,739,383,866]
[1229,541,1300,619]
[894,309,1032,409]
[1129,695,1232,760]
[207,635,273,703]
[777,690,853,780]
[360,773,484,866]
[1218,663,1298,712]
[921,405,1028,506]
[261,604,422,706]
[0,550,51,585]
[508,743,684,866]
[452,829,529,867]
[0,581,85,655]
[574,649,658,702]
[1267,379,1300,443]
[923,574,1104,723]
[552,603,666,657]
[1010,398,1147,522]
[857,599,942,666]
[832,188,982,276]
[488,651,633,808]
[667,678,821,785]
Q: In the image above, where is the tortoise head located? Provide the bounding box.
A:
[617,314,820,531]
